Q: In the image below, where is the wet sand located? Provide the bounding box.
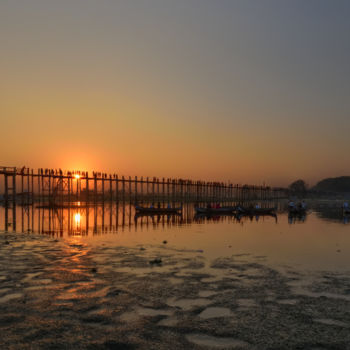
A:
[1,233,350,349]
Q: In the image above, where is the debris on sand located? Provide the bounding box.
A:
[149,258,162,265]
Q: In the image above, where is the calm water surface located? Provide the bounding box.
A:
[1,202,349,272]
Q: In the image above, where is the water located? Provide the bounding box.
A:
[1,202,349,271]
[1,201,350,349]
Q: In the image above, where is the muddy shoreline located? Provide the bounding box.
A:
[1,233,350,349]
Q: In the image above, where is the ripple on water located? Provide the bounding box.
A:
[199,307,232,319]
[186,333,250,348]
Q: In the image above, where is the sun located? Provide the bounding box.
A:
[74,174,80,179]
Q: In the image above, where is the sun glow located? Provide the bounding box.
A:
[74,213,81,225]
[74,174,80,179]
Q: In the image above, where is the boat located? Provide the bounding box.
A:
[194,207,236,215]
[236,207,276,215]
[135,205,182,215]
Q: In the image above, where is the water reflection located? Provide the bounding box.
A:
[1,202,188,236]
[288,212,307,224]
[0,201,349,236]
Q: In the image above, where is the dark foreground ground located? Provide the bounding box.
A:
[1,233,350,350]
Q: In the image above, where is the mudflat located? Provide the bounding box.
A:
[1,233,350,350]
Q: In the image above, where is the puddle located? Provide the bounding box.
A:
[198,290,217,297]
[314,318,349,327]
[56,291,81,301]
[186,333,250,348]
[119,311,139,322]
[199,307,232,319]
[22,272,42,282]
[166,297,211,310]
[37,279,53,285]
[120,307,173,322]
[88,286,110,298]
[136,307,173,317]
[0,293,23,303]
[87,307,109,316]
[201,276,223,283]
[289,279,350,301]
[277,299,298,305]
[168,277,183,285]
[157,316,178,326]
[0,288,11,295]
[237,298,256,308]
[25,286,47,291]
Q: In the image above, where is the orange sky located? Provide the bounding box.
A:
[1,1,349,187]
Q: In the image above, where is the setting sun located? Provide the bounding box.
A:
[74,174,80,180]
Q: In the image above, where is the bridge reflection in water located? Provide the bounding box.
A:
[0,201,284,236]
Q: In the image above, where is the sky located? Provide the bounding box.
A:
[1,0,349,187]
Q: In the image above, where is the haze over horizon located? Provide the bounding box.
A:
[1,0,349,187]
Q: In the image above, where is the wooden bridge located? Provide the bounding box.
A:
[0,166,287,206]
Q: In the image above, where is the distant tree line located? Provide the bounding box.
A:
[288,176,350,197]
[313,176,350,193]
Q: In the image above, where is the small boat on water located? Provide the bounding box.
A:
[135,205,182,215]
[236,207,276,216]
[194,207,236,215]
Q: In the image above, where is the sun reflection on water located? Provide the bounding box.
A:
[74,213,81,226]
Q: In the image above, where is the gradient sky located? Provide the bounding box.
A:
[1,0,349,186]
